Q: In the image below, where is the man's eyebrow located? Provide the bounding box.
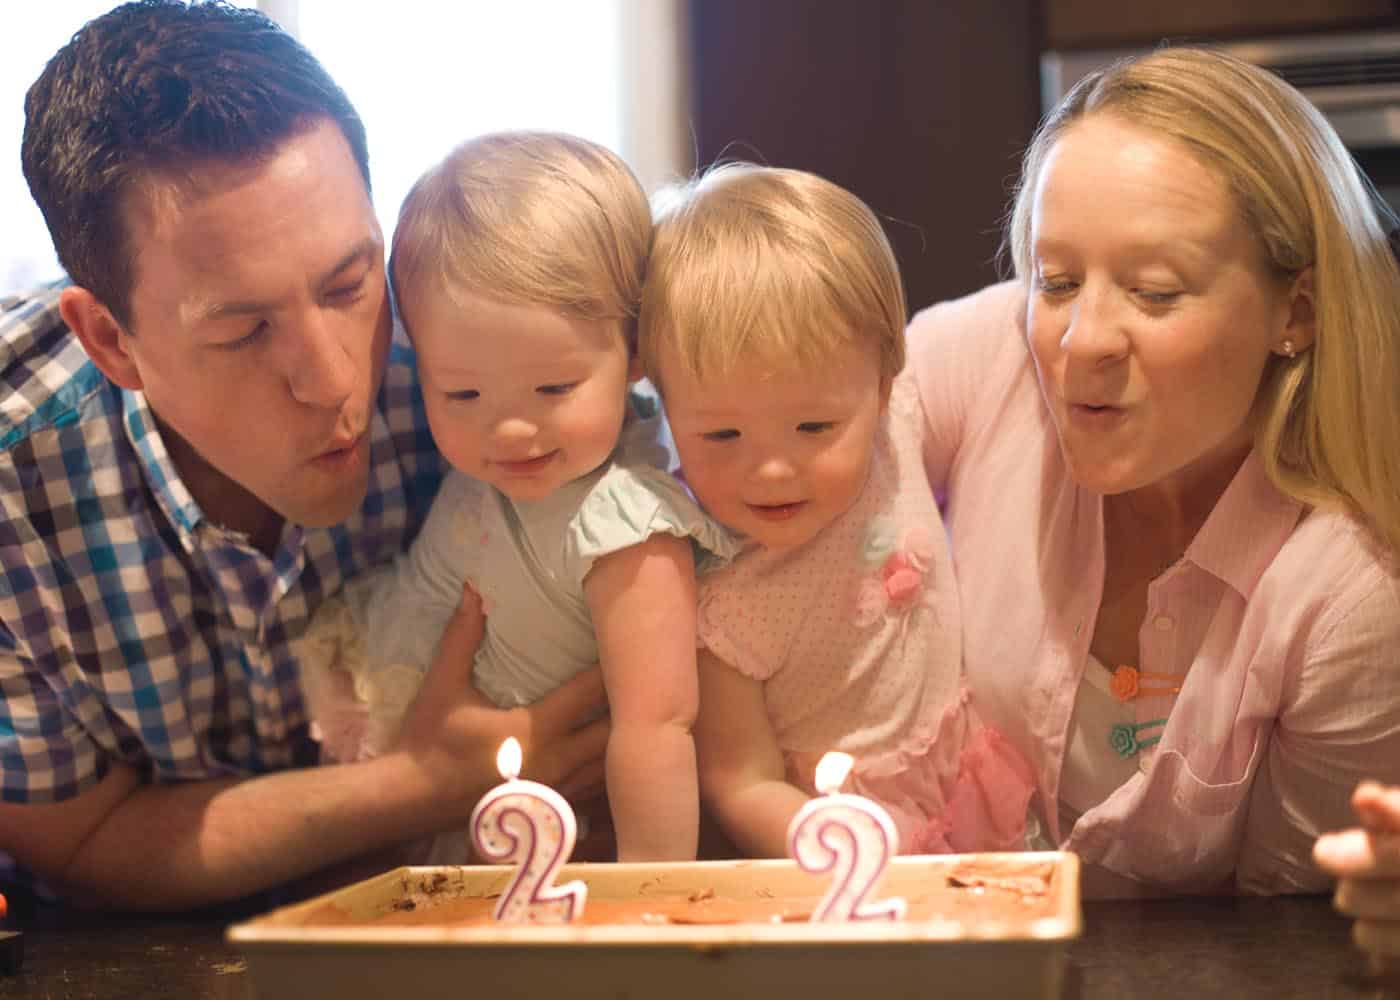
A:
[197,239,380,322]
[318,238,379,287]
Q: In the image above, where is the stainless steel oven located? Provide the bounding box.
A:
[1042,31,1400,221]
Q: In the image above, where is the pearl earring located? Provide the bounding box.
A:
[1281,340,1296,358]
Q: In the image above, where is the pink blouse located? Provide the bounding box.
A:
[908,282,1400,894]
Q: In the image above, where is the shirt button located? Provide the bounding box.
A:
[1153,615,1174,631]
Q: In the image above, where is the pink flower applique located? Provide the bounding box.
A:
[854,525,936,627]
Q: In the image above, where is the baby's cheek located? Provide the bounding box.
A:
[684,470,733,518]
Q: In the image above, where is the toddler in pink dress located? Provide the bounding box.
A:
[639,164,1035,856]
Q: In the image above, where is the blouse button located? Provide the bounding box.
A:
[1153,615,1174,631]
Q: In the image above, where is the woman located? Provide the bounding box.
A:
[907,47,1400,896]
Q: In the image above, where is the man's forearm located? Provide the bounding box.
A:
[56,751,482,910]
[5,606,608,911]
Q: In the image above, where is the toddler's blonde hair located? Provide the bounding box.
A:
[391,130,651,348]
[639,164,906,392]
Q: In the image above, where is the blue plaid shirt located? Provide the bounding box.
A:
[0,283,445,816]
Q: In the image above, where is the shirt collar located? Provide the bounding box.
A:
[1187,449,1304,599]
[122,387,204,538]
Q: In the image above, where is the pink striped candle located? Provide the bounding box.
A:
[787,751,908,923]
[469,737,588,924]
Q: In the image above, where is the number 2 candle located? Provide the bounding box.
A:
[787,751,907,923]
[470,737,588,924]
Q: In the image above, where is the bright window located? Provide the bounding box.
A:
[3,1,686,293]
[300,0,624,241]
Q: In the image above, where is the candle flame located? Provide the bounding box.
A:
[813,751,854,795]
[496,737,523,780]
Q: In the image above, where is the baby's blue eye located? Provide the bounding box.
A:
[797,421,834,434]
[446,389,479,401]
[702,429,739,442]
[537,383,577,396]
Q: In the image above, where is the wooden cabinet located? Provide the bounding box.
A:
[1046,0,1399,50]
[685,0,1041,309]
[680,2,1400,309]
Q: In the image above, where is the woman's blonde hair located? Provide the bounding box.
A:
[639,163,906,392]
[1007,47,1400,556]
[390,130,651,348]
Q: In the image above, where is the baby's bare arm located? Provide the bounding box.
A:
[586,534,700,861]
[694,650,809,858]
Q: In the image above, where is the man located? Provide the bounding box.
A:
[0,0,607,909]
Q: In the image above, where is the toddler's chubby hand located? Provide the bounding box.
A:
[1314,782,1400,979]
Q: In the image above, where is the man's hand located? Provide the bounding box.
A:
[0,585,612,911]
[388,585,610,826]
[1314,781,1400,978]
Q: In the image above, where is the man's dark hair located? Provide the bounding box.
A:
[21,0,371,328]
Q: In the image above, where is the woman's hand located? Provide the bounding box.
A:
[1314,782,1400,979]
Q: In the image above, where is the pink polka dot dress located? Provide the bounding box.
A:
[696,370,1034,854]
